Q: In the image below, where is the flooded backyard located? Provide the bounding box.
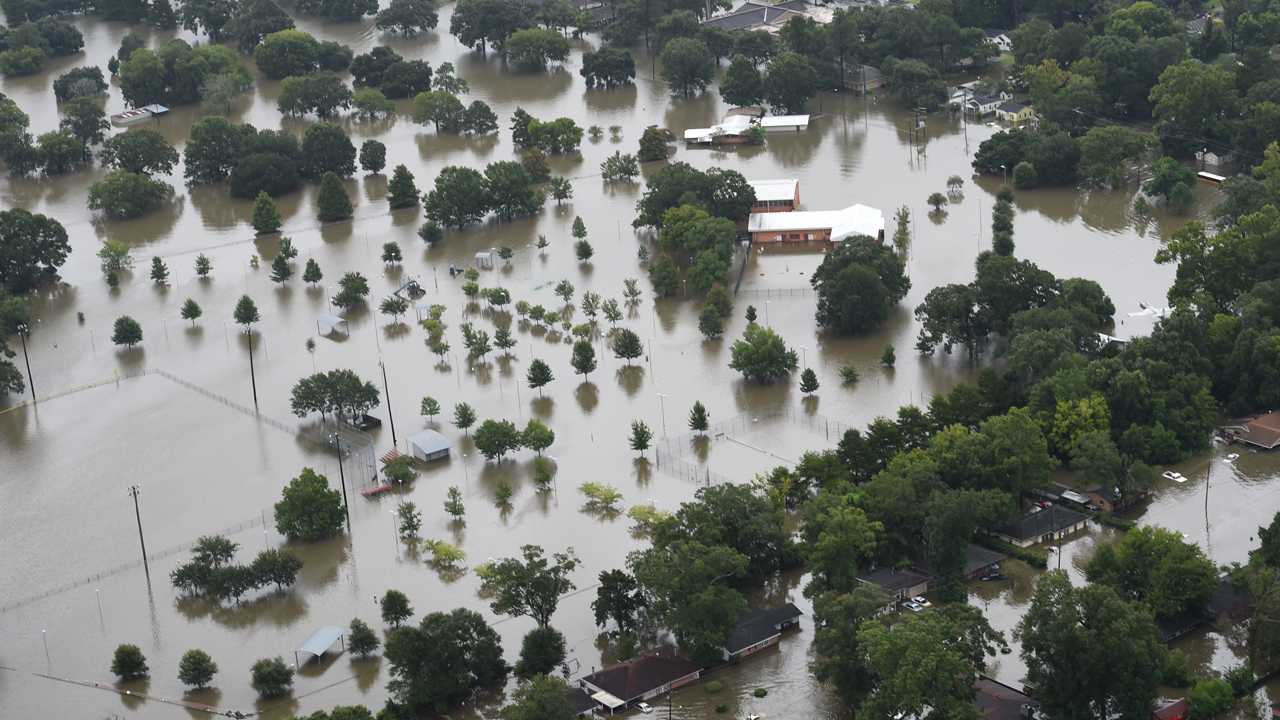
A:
[1,6,1278,718]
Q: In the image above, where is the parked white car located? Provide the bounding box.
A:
[1162,471,1186,482]
[902,600,925,612]
[910,596,932,608]
[636,702,653,714]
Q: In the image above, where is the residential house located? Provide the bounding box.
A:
[916,543,1006,581]
[841,64,885,92]
[563,687,602,717]
[1081,481,1152,513]
[985,28,1013,52]
[966,95,1006,116]
[1152,698,1189,720]
[747,179,800,213]
[856,567,931,604]
[579,647,702,714]
[1187,17,1207,35]
[1222,409,1280,449]
[1195,143,1232,167]
[721,603,803,661]
[995,102,1036,123]
[701,0,830,34]
[991,505,1090,549]
[748,203,884,244]
[1031,482,1092,507]
[684,114,755,145]
[973,676,1040,720]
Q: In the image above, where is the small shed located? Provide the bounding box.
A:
[406,429,453,462]
[317,313,349,336]
[475,251,493,269]
[294,626,344,666]
[759,114,810,132]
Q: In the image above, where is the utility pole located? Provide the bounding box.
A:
[332,433,350,514]
[379,357,397,448]
[128,485,148,576]
[246,327,258,405]
[16,323,33,404]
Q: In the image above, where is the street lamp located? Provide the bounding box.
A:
[765,301,771,327]
[651,300,657,335]
[379,356,397,448]
[657,393,668,435]
[682,279,687,299]
[244,325,258,405]
[127,485,148,576]
[326,286,334,307]
[1000,165,1007,185]
[16,323,33,403]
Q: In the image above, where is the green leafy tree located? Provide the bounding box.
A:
[474,419,524,462]
[194,254,210,277]
[300,123,357,179]
[1077,125,1156,186]
[480,545,578,628]
[177,649,218,689]
[811,237,911,334]
[380,295,409,320]
[444,486,465,517]
[485,160,544,219]
[111,644,149,680]
[112,315,143,348]
[181,298,203,325]
[514,626,566,678]
[720,53,762,107]
[448,0,534,53]
[251,191,282,235]
[638,126,668,162]
[628,420,652,454]
[592,569,645,633]
[799,368,819,395]
[250,547,304,590]
[98,128,178,176]
[223,0,293,49]
[499,673,575,720]
[317,172,353,222]
[273,467,345,541]
[249,657,294,697]
[613,329,643,364]
[348,618,380,658]
[1142,156,1195,210]
[375,0,439,35]
[660,38,715,97]
[53,66,108,102]
[0,208,70,294]
[570,340,596,379]
[360,139,386,175]
[728,324,798,382]
[763,52,818,114]
[96,239,133,273]
[425,165,489,228]
[698,304,723,338]
[503,28,570,70]
[352,88,395,119]
[522,418,555,455]
[549,176,572,203]
[1016,571,1164,720]
[453,402,477,432]
[386,165,420,209]
[88,169,170,219]
[1084,525,1218,618]
[58,97,109,161]
[581,46,636,88]
[384,608,507,711]
[649,252,678,296]
[812,585,890,709]
[381,589,414,626]
[302,258,323,287]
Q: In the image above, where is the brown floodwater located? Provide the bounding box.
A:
[1,7,1276,719]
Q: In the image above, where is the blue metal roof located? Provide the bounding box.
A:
[295,626,344,664]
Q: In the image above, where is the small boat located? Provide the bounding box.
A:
[1225,453,1240,462]
[111,108,153,126]
[1162,471,1186,482]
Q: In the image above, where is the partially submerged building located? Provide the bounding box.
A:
[747,203,884,244]
[747,179,800,213]
[990,505,1090,549]
[720,603,803,660]
[1222,410,1280,449]
[579,647,702,713]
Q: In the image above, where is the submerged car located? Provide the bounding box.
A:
[1162,471,1186,482]
[1226,453,1240,462]
[981,573,1009,581]
[637,702,653,714]
[910,596,932,608]
[901,600,925,612]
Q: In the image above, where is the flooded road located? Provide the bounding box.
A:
[1,6,1276,718]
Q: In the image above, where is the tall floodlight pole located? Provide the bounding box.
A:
[379,356,396,448]
[16,323,33,403]
[128,485,148,576]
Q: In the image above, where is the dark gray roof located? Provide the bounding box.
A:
[858,567,931,592]
[1207,575,1245,617]
[997,505,1089,542]
[997,101,1028,113]
[973,677,1038,720]
[916,543,1004,577]
[984,28,1009,38]
[564,687,602,715]
[722,603,802,654]
[969,95,1001,105]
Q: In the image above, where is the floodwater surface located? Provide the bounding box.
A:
[0,7,1276,719]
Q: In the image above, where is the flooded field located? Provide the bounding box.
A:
[1,5,1277,719]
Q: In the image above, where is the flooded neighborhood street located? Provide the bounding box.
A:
[1,6,1277,718]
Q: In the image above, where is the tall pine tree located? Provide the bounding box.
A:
[317,172,353,221]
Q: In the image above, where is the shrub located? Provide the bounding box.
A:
[707,682,722,693]
[250,656,294,697]
[715,704,729,713]
[754,688,767,697]
[111,644,149,680]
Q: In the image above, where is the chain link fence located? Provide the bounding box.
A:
[653,403,854,486]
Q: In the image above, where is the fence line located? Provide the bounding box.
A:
[0,371,123,416]
[734,287,810,298]
[652,403,855,485]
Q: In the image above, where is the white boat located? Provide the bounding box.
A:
[1162,471,1186,482]
[110,108,153,126]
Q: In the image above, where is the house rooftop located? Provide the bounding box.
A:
[997,101,1028,113]
[984,28,1009,38]
[857,567,931,593]
[748,179,798,203]
[973,676,1039,720]
[1223,410,1280,449]
[722,603,802,654]
[580,647,701,703]
[916,543,1005,578]
[564,687,602,715]
[748,203,884,241]
[996,505,1089,543]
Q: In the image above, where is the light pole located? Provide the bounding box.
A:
[331,433,350,513]
[682,279,687,299]
[651,300,657,335]
[765,301,771,327]
[516,379,522,404]
[127,485,148,576]
[391,510,398,551]
[799,345,808,369]
[657,393,668,435]
[379,356,397,448]
[245,325,258,405]
[326,286,334,307]
[1000,165,1007,185]
[16,323,33,403]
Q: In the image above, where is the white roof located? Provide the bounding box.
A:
[406,428,453,455]
[591,690,627,709]
[684,114,754,141]
[759,114,810,129]
[748,179,798,203]
[748,204,883,241]
[295,626,343,662]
